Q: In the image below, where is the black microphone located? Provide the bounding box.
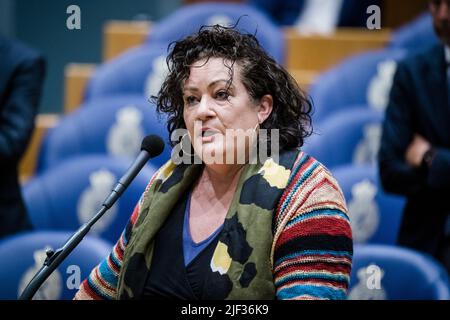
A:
[19,135,165,300]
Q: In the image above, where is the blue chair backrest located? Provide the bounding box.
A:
[23,155,156,243]
[37,95,171,173]
[389,13,439,53]
[147,3,284,63]
[302,108,384,169]
[348,244,450,300]
[0,231,112,300]
[309,49,406,123]
[84,44,169,101]
[331,164,405,245]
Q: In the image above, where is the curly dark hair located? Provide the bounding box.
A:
[154,24,313,151]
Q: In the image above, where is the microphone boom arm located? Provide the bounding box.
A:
[18,215,99,300]
[18,135,163,300]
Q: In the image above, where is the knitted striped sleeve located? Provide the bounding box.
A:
[74,169,161,300]
[272,152,353,300]
[73,201,140,300]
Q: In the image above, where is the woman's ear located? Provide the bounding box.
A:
[257,94,273,124]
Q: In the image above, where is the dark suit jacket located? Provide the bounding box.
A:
[0,36,46,238]
[248,0,380,26]
[379,44,450,258]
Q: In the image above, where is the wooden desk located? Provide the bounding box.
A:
[288,69,318,92]
[19,114,60,182]
[284,27,391,72]
[103,20,152,61]
[64,63,97,113]
[102,22,391,72]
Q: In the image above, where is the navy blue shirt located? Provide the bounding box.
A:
[142,192,223,299]
[183,192,223,266]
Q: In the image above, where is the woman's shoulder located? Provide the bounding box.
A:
[282,150,348,213]
[289,150,340,187]
[272,150,351,276]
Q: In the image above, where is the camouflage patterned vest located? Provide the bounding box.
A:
[117,148,300,299]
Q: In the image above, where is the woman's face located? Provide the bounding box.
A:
[182,57,272,165]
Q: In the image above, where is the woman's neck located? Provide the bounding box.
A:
[198,164,245,198]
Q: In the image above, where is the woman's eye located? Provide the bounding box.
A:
[216,91,229,101]
[185,96,198,105]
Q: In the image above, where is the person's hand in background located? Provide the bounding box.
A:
[405,134,431,168]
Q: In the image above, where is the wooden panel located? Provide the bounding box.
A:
[100,21,392,74]
[19,114,60,182]
[288,69,318,93]
[63,22,391,116]
[284,27,391,72]
[64,63,96,114]
[103,20,151,61]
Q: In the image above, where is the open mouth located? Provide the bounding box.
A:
[202,130,217,138]
[200,129,219,143]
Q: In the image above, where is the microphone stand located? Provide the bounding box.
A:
[19,207,107,300]
[19,151,152,300]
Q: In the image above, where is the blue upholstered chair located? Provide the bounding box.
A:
[389,13,439,53]
[84,45,169,101]
[37,95,171,173]
[23,155,156,243]
[0,231,112,300]
[302,108,384,169]
[332,164,405,244]
[147,2,284,63]
[348,244,450,300]
[309,49,406,123]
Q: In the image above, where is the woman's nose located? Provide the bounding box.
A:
[196,95,215,120]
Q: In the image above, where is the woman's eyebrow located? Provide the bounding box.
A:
[208,80,236,91]
[183,86,199,93]
[208,79,228,88]
[184,80,234,93]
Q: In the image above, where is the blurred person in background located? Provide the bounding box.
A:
[0,35,46,238]
[379,0,450,273]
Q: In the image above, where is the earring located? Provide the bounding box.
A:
[254,121,260,133]
[250,122,261,147]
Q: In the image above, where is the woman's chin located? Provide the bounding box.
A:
[200,145,225,165]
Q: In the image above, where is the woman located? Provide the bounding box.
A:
[75,25,352,300]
